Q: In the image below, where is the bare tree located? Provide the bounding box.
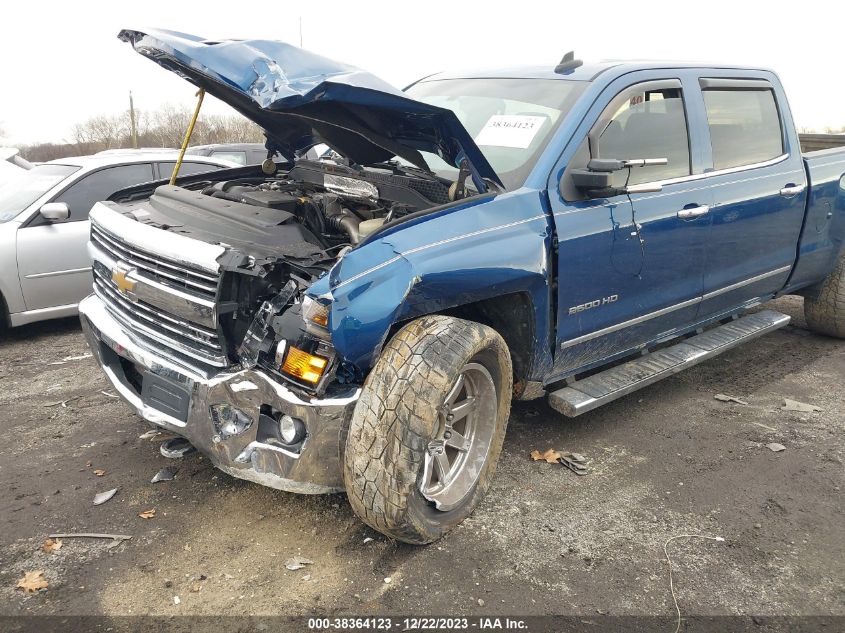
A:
[70,113,129,153]
[20,103,266,161]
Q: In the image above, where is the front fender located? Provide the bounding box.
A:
[313,189,555,377]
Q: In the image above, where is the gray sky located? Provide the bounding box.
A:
[1,0,841,145]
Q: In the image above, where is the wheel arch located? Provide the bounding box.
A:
[0,289,7,329]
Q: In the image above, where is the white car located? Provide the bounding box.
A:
[0,152,237,327]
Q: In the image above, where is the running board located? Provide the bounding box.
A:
[548,310,790,417]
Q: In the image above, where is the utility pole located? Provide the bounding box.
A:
[129,91,138,149]
[299,17,303,47]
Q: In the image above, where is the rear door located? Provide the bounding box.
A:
[17,163,154,310]
[695,76,807,319]
[549,73,712,377]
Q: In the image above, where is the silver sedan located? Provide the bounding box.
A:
[0,151,237,327]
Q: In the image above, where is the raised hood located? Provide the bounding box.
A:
[118,28,502,189]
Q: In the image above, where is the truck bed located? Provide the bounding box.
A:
[786,147,845,292]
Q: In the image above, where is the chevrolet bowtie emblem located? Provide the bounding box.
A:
[111,263,137,295]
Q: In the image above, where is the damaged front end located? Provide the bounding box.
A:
[79,26,508,494]
[79,196,353,492]
[80,154,454,491]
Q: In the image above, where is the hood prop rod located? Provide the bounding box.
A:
[169,88,205,185]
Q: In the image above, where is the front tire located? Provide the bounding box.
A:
[343,315,512,544]
[804,251,845,338]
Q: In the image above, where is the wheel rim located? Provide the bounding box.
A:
[420,362,498,511]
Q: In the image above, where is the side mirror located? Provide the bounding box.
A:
[39,202,69,222]
[570,157,667,198]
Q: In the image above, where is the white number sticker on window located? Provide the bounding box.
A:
[474,115,547,149]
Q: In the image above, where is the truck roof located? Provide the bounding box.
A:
[424,60,775,83]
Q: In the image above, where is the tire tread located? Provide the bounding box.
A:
[343,315,511,544]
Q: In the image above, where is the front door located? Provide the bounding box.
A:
[549,76,710,378]
[17,163,154,310]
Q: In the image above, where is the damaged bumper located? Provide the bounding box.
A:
[79,293,357,494]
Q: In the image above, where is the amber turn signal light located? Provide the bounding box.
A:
[281,346,328,384]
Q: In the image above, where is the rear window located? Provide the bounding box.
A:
[159,162,225,178]
[702,89,784,170]
[210,151,247,165]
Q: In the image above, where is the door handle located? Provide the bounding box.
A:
[779,184,805,197]
[677,205,710,219]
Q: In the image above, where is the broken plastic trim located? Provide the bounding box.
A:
[237,280,298,369]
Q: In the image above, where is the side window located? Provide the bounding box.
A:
[54,163,154,221]
[701,88,783,170]
[593,83,692,185]
[158,162,224,179]
[210,151,247,165]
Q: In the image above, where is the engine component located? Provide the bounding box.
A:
[358,218,385,239]
[325,173,379,202]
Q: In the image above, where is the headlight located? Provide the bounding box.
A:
[302,296,329,326]
[302,296,330,338]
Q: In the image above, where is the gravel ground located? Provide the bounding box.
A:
[0,296,842,628]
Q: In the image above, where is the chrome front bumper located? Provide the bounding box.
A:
[79,294,358,494]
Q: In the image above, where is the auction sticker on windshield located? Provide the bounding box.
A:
[474,114,546,148]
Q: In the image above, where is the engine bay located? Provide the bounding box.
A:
[111,159,459,382]
[121,160,453,273]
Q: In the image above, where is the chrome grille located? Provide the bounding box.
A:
[90,218,227,367]
[91,222,218,300]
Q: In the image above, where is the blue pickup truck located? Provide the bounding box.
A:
[80,29,845,543]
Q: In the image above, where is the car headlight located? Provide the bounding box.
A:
[302,297,329,330]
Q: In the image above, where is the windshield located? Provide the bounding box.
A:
[0,164,80,222]
[405,77,585,190]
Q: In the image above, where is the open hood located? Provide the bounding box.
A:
[118,29,502,189]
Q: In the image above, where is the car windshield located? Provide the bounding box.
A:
[405,77,585,190]
[0,164,80,222]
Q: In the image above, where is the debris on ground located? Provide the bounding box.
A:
[559,453,589,476]
[16,570,49,593]
[48,533,132,543]
[41,538,63,553]
[782,398,822,413]
[663,534,726,633]
[44,395,83,408]
[363,537,374,544]
[94,469,105,477]
[766,442,787,452]
[93,488,117,505]
[160,437,197,459]
[530,449,589,475]
[139,429,179,442]
[714,393,749,405]
[173,596,181,605]
[151,467,178,483]
[530,449,562,464]
[100,390,119,398]
[138,509,156,519]
[284,556,313,571]
[48,353,92,365]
